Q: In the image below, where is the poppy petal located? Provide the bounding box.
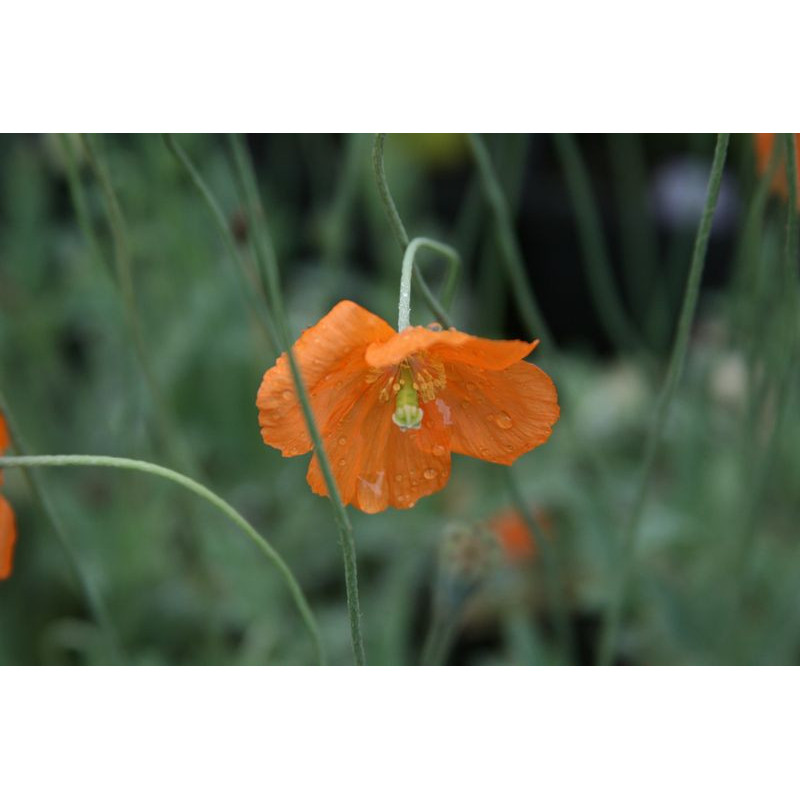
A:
[366,327,537,371]
[0,494,17,580]
[439,360,559,465]
[0,413,9,452]
[257,300,395,456]
[306,387,452,513]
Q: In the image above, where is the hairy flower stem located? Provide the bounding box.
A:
[597,133,730,666]
[0,454,325,665]
[0,393,123,663]
[398,237,461,330]
[228,134,366,665]
[372,134,455,329]
[467,133,554,350]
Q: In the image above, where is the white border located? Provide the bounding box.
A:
[3,2,797,131]
[2,668,797,798]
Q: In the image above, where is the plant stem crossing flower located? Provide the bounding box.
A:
[256,301,559,513]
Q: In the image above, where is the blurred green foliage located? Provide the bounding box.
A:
[0,133,797,665]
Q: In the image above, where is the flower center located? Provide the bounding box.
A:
[368,356,447,431]
[392,365,423,430]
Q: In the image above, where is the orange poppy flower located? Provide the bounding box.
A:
[256,300,559,513]
[487,507,552,563]
[0,413,18,580]
[754,133,800,206]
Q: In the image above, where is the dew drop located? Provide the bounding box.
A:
[411,479,419,486]
[423,468,437,480]
[338,436,347,445]
[432,444,446,457]
[486,414,495,423]
[281,390,293,401]
[395,474,404,483]
[338,458,346,466]
[495,412,513,429]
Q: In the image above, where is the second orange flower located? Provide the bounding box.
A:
[257,301,560,513]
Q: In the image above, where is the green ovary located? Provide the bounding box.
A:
[392,365,423,430]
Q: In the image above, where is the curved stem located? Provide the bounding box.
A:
[597,133,731,665]
[228,134,366,665]
[0,454,325,665]
[467,133,554,349]
[371,134,454,329]
[0,393,123,663]
[399,237,461,330]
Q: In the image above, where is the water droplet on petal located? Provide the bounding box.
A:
[338,458,346,466]
[432,444,446,457]
[281,390,293,401]
[495,412,513,429]
[338,436,347,445]
[423,468,437,480]
[411,479,419,486]
[394,474,403,483]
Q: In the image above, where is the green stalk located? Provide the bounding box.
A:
[503,468,574,662]
[57,134,111,285]
[398,237,461,330]
[228,134,366,665]
[553,133,647,359]
[162,133,277,352]
[0,393,123,663]
[78,134,196,477]
[420,609,460,666]
[372,134,454,329]
[724,135,800,659]
[322,133,366,275]
[0,453,325,665]
[597,133,731,666]
[466,133,553,348]
[607,133,660,337]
